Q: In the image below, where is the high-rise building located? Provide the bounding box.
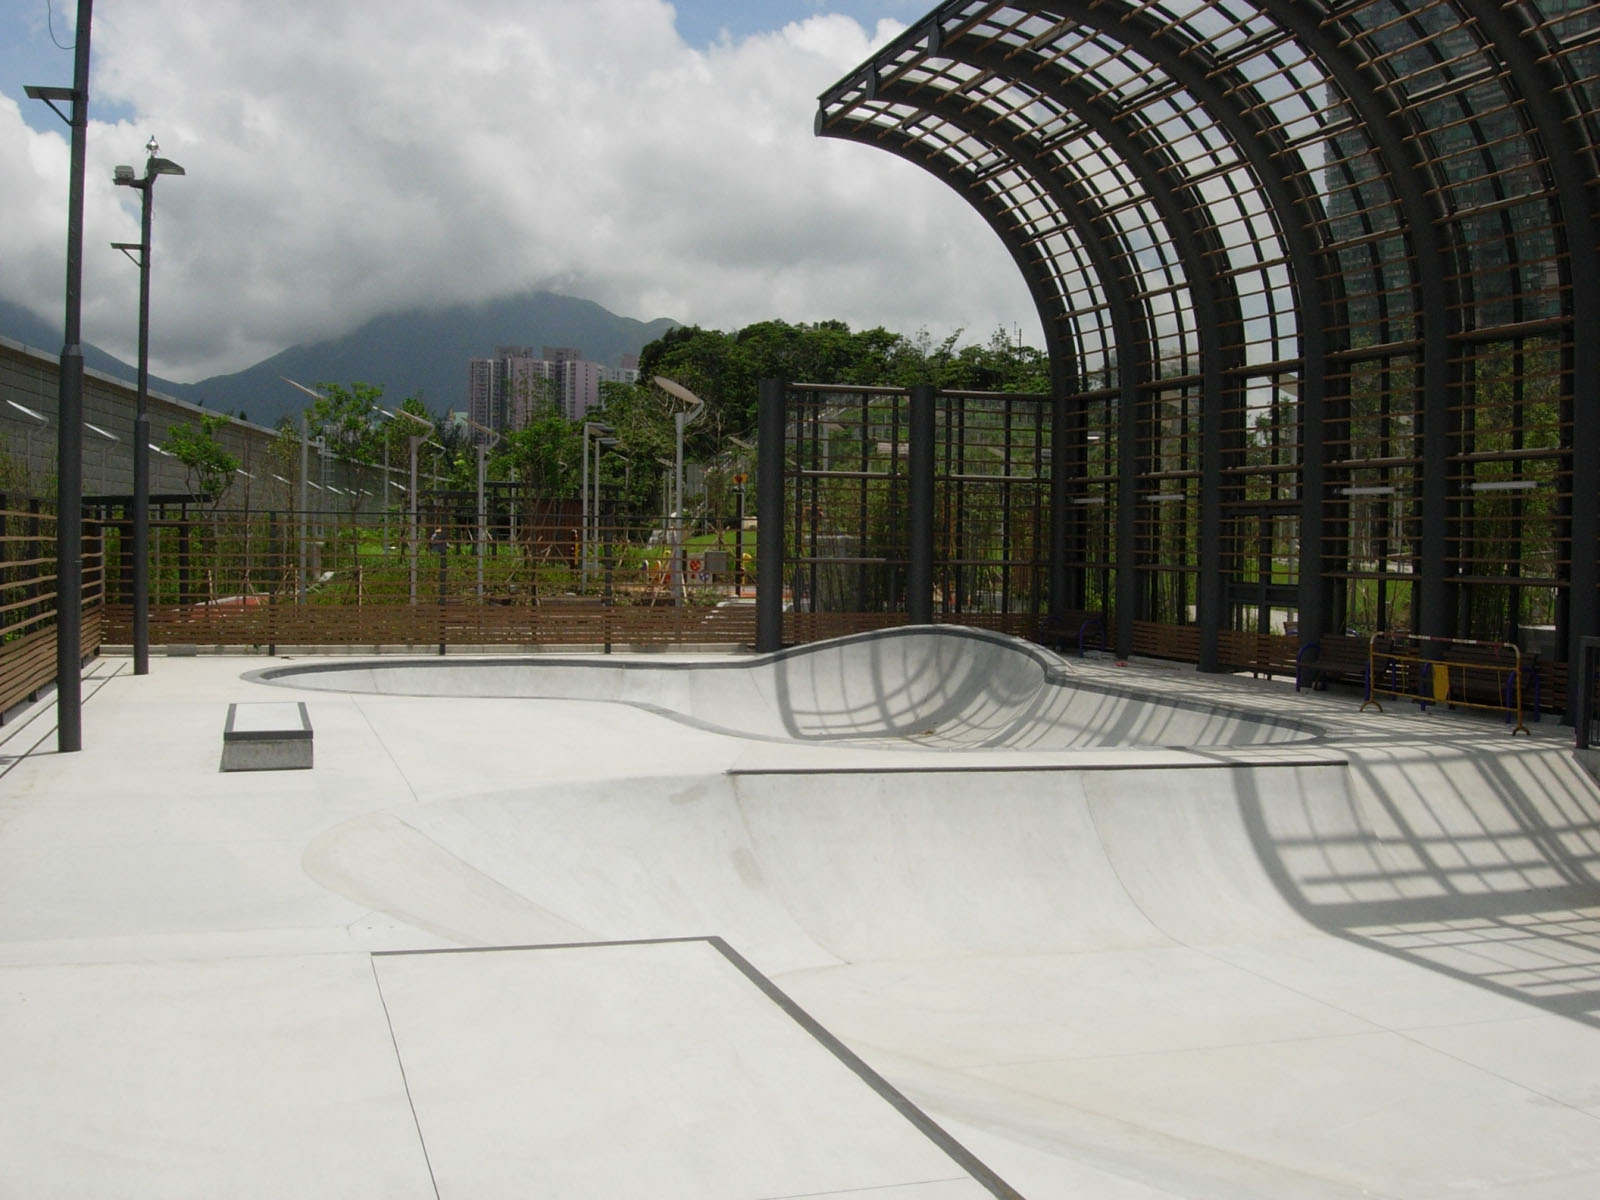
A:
[466,345,540,437]
[466,346,638,436]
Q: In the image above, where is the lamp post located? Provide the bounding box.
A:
[282,380,323,604]
[580,421,612,587]
[652,377,705,605]
[383,407,435,604]
[454,413,500,598]
[26,0,94,750]
[112,139,184,676]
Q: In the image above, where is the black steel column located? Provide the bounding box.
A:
[46,0,94,752]
[756,377,785,653]
[1048,357,1072,627]
[907,384,935,626]
[1261,2,1455,644]
[1477,4,1600,694]
[132,166,153,675]
[1041,0,1336,656]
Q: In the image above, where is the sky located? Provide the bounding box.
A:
[0,0,1042,384]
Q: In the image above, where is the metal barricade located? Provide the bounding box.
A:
[1360,632,1530,735]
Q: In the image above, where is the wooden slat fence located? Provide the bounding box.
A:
[1,499,104,716]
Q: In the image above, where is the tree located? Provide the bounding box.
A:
[492,400,581,497]
[163,412,240,503]
[635,319,1051,455]
[306,380,386,466]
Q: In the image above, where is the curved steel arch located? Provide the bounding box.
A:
[823,8,1315,651]
[820,82,1157,620]
[1253,1,1461,640]
[813,105,1076,373]
[1472,2,1600,674]
[816,0,1598,695]
[933,38,1244,661]
[825,80,1164,598]
[1022,0,1348,655]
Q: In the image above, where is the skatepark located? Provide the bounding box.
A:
[2,626,1598,1197]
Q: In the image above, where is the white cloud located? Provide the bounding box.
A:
[2,1,1041,382]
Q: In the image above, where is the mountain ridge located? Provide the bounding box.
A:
[0,292,679,426]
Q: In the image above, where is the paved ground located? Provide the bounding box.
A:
[3,628,1599,1198]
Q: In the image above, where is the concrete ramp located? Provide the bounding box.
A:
[303,761,1358,968]
[300,739,1600,1198]
[257,626,1315,748]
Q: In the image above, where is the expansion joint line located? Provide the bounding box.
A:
[368,956,441,1200]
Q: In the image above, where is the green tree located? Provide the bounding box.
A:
[307,381,386,466]
[593,381,678,515]
[492,400,581,496]
[163,412,240,503]
[636,319,1050,455]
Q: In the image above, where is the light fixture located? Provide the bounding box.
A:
[1469,479,1538,492]
[112,137,185,677]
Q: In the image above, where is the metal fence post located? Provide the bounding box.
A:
[907,384,935,626]
[756,377,785,653]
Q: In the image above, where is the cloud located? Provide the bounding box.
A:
[1,1,1041,382]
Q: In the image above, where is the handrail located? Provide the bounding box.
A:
[1360,631,1529,735]
[1294,642,1319,693]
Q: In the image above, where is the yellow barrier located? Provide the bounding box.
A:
[1360,632,1529,734]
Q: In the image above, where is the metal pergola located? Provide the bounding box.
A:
[811,0,1599,680]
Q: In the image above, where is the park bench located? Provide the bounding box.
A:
[1037,611,1106,656]
[1294,633,1370,693]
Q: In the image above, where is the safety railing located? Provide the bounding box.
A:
[1360,632,1530,734]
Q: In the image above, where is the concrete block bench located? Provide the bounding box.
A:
[222,701,313,771]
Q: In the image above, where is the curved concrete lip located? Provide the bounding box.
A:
[248,625,1324,750]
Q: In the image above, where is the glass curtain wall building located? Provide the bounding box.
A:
[815,1,1599,680]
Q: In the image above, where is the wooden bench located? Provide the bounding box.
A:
[1294,634,1370,693]
[1036,611,1106,655]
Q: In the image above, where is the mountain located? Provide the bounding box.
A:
[0,298,188,395]
[1,292,679,427]
[176,292,679,426]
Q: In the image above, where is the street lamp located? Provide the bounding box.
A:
[652,377,705,605]
[26,1,93,751]
[113,138,184,677]
[453,412,500,597]
[383,407,435,604]
[580,421,613,587]
[283,379,323,603]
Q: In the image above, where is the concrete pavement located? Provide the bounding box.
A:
[2,628,1599,1197]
